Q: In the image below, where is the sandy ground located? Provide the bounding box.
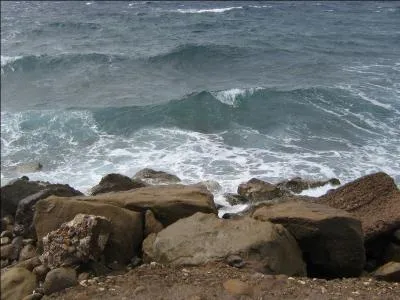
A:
[42,262,399,300]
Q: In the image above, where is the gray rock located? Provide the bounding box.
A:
[43,267,77,295]
[33,264,50,282]
[19,244,37,262]
[237,178,288,203]
[133,168,181,185]
[90,173,146,195]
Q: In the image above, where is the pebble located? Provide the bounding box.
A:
[321,286,327,294]
[297,280,306,285]
[1,237,11,245]
[134,285,146,294]
[98,287,105,292]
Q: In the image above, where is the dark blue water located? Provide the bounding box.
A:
[1,1,399,199]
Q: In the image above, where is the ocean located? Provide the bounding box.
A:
[1,1,399,205]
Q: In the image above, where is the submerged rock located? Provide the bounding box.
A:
[133,168,181,185]
[237,178,288,203]
[276,177,340,194]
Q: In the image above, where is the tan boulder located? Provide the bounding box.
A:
[143,212,306,276]
[43,267,77,295]
[72,184,216,226]
[90,173,146,195]
[237,178,288,203]
[1,267,37,300]
[133,168,181,185]
[252,200,365,278]
[34,197,143,265]
[144,210,164,237]
[373,261,400,282]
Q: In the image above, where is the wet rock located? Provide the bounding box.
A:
[373,261,400,282]
[41,214,111,269]
[1,267,37,300]
[19,244,37,262]
[90,173,147,195]
[43,267,77,295]
[144,210,164,237]
[14,186,82,238]
[133,168,181,185]
[253,201,365,278]
[277,177,341,194]
[238,178,288,203]
[224,193,249,205]
[34,198,143,265]
[143,212,306,276]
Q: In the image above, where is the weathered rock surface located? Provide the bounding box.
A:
[143,212,306,276]
[237,178,288,203]
[373,261,400,282]
[14,256,41,272]
[34,198,143,265]
[1,267,37,300]
[194,180,222,194]
[144,210,164,237]
[133,168,181,185]
[318,172,400,241]
[41,214,111,269]
[90,173,147,195]
[252,200,365,278]
[14,186,82,238]
[277,177,341,194]
[19,244,37,262]
[43,267,77,295]
[223,193,249,206]
[74,184,216,226]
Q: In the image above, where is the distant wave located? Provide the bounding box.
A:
[1,55,23,67]
[175,6,243,14]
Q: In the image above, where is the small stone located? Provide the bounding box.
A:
[98,287,105,292]
[321,286,327,294]
[226,255,245,268]
[223,279,253,297]
[1,259,9,268]
[33,265,50,282]
[134,286,146,294]
[78,272,90,282]
[1,231,13,238]
[297,280,306,285]
[352,291,360,295]
[1,237,11,245]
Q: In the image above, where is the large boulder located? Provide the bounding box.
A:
[252,200,365,278]
[34,197,143,265]
[277,177,340,194]
[1,267,37,300]
[143,212,306,276]
[14,186,83,238]
[318,172,400,265]
[133,168,181,185]
[43,267,77,295]
[90,173,146,195]
[1,177,82,218]
[41,214,111,269]
[73,184,216,226]
[237,178,288,203]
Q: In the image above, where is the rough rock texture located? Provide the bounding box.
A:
[1,267,37,300]
[34,198,143,265]
[143,212,306,276]
[43,267,77,295]
[144,210,164,237]
[75,184,216,226]
[14,256,42,272]
[193,180,222,194]
[14,186,82,238]
[90,173,147,195]
[224,193,249,206]
[133,168,181,185]
[318,172,400,241]
[373,261,400,282]
[19,244,37,262]
[41,214,111,269]
[237,178,288,203]
[252,201,365,278]
[277,177,341,194]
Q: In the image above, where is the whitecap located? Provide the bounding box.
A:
[1,55,23,67]
[175,6,242,14]
[212,87,262,107]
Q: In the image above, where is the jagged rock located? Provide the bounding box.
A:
[237,178,288,203]
[143,212,306,276]
[41,214,111,269]
[1,177,82,218]
[144,210,164,237]
[14,186,82,238]
[133,168,181,185]
[1,267,37,300]
[373,261,400,282]
[252,200,365,278]
[223,193,249,206]
[19,244,37,262]
[277,177,340,194]
[69,184,216,226]
[43,267,77,295]
[90,173,147,195]
[34,198,143,265]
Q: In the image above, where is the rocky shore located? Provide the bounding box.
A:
[1,169,399,300]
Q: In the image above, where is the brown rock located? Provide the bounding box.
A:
[1,244,13,259]
[223,279,253,297]
[33,264,50,282]
[19,244,37,262]
[238,178,287,203]
[384,243,400,263]
[223,193,249,206]
[143,212,306,276]
[34,197,143,265]
[15,256,42,272]
[318,172,400,241]
[277,177,340,194]
[43,267,77,295]
[252,200,365,278]
[1,236,11,245]
[22,293,43,300]
[133,168,181,185]
[373,261,400,282]
[144,209,164,237]
[66,184,216,226]
[90,173,146,195]
[1,267,37,300]
[1,230,13,238]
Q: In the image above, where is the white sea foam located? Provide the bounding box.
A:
[175,7,243,14]
[298,183,339,197]
[1,55,23,67]
[212,87,261,106]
